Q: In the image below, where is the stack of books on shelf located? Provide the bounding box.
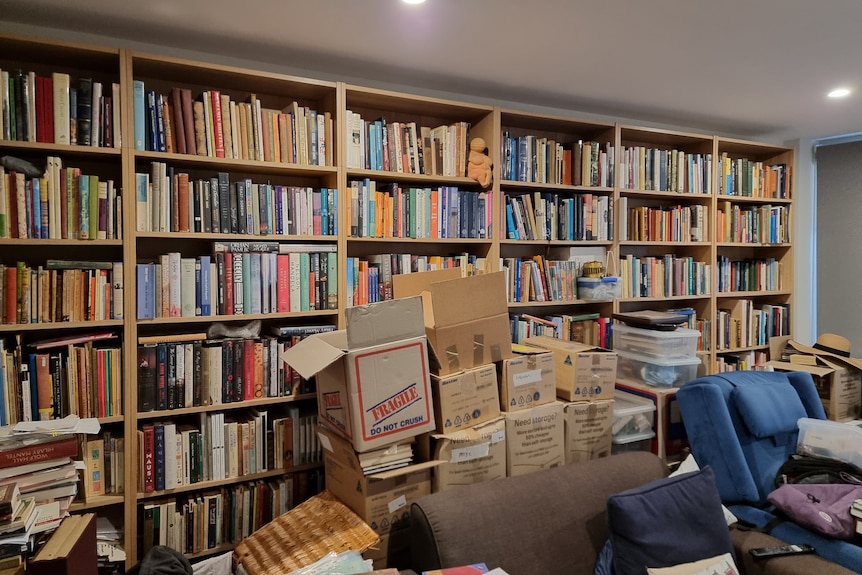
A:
[0,159,122,240]
[716,299,790,351]
[716,202,791,244]
[618,146,712,193]
[621,204,708,242]
[0,332,122,425]
[505,191,611,241]
[617,254,711,299]
[345,112,469,177]
[0,70,121,148]
[136,241,337,320]
[133,84,332,165]
[718,154,791,199]
[136,164,337,236]
[509,311,613,348]
[500,136,613,187]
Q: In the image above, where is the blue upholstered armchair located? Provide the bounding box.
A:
[677,370,862,572]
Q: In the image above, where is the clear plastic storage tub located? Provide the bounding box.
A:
[616,349,702,387]
[613,391,656,441]
[611,430,656,454]
[613,323,701,359]
[577,276,621,300]
[797,417,862,469]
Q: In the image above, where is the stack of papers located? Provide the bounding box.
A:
[358,442,413,475]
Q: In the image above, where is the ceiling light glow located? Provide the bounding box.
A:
[402,0,426,4]
[828,87,851,98]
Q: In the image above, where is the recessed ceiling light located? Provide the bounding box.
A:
[828,87,851,98]
[402,0,426,4]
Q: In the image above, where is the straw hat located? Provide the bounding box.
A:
[787,333,862,370]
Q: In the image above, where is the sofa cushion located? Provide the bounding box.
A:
[607,466,734,575]
[731,381,807,439]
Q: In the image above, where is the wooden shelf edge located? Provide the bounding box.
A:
[136,393,316,420]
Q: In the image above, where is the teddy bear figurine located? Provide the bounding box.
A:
[467,137,493,189]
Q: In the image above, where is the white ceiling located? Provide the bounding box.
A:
[2,0,862,143]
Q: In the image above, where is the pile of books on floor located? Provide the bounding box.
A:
[851,499,862,535]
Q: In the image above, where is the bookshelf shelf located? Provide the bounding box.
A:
[136,393,316,420]
[69,494,125,512]
[0,31,796,570]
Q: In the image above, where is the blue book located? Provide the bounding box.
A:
[136,263,156,319]
[146,89,158,152]
[320,188,329,235]
[133,80,145,150]
[28,354,39,421]
[332,187,339,236]
[31,178,42,239]
[200,255,212,316]
[346,257,354,307]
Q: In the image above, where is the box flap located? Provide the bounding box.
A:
[769,335,791,359]
[367,459,442,480]
[280,330,347,380]
[345,296,425,348]
[393,270,508,328]
[524,335,598,353]
[765,360,834,377]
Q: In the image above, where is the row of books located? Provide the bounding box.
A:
[0,160,123,240]
[1,261,124,325]
[136,244,337,319]
[715,301,790,350]
[716,202,791,244]
[715,350,769,372]
[136,327,330,412]
[500,136,614,188]
[136,163,338,237]
[348,179,491,239]
[139,410,269,493]
[509,312,613,347]
[501,257,582,303]
[137,469,323,559]
[133,84,332,166]
[617,254,712,298]
[623,203,709,243]
[274,408,321,469]
[83,433,125,497]
[0,70,121,148]
[505,192,612,241]
[345,253,481,307]
[618,147,713,194]
[344,111,470,177]
[0,333,122,425]
[718,154,791,199]
[716,256,784,293]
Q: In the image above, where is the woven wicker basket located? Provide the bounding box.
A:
[233,490,381,575]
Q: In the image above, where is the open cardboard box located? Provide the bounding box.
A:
[392,269,513,376]
[282,296,435,451]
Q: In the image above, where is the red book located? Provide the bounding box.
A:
[3,267,16,323]
[243,339,255,400]
[276,254,289,312]
[0,434,78,469]
[170,88,187,155]
[142,425,155,493]
[210,90,225,158]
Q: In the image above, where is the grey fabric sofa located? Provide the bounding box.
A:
[407,451,858,575]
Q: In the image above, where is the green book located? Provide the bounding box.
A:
[299,252,310,312]
[78,174,89,239]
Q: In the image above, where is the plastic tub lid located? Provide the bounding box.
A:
[611,430,656,444]
[616,348,703,367]
[613,392,656,416]
[614,323,702,339]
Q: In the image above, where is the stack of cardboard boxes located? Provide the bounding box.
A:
[283,268,623,568]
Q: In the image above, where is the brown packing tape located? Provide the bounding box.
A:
[473,333,484,366]
[444,344,460,371]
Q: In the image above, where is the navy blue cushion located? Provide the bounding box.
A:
[607,466,734,575]
[731,380,807,439]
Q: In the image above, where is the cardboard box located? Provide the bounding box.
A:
[523,336,617,401]
[563,399,614,464]
[431,364,501,433]
[498,352,556,412]
[393,269,513,376]
[766,356,862,422]
[282,297,435,452]
[432,417,506,492]
[504,401,565,477]
[615,379,688,463]
[317,426,437,535]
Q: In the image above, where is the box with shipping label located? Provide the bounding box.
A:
[431,364,501,433]
[498,352,556,412]
[393,269,513,376]
[766,355,862,422]
[524,336,617,401]
[504,401,564,477]
[615,379,687,463]
[432,417,506,492]
[282,296,434,452]
[563,399,614,464]
[318,426,438,535]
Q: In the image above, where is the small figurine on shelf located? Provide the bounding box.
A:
[467,137,493,189]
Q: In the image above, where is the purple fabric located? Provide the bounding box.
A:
[768,483,862,540]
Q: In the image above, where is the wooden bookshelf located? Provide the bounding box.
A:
[0,32,796,570]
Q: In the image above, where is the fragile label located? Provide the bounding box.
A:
[513,369,542,387]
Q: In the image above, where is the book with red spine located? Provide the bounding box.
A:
[0,434,78,470]
[211,90,225,158]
